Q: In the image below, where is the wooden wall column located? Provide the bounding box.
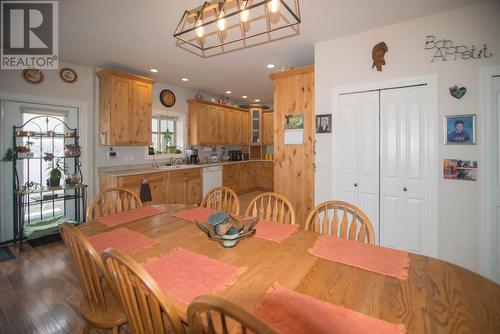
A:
[270,65,315,226]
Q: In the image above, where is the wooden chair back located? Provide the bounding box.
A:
[304,201,375,244]
[60,222,113,314]
[87,187,142,222]
[244,192,296,225]
[200,186,240,215]
[188,295,277,334]
[102,249,184,334]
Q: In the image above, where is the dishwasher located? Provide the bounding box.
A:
[202,165,222,195]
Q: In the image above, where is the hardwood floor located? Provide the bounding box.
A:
[0,191,265,334]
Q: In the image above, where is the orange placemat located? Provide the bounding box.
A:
[97,206,165,227]
[309,236,409,280]
[255,220,299,243]
[172,207,216,222]
[254,285,405,334]
[88,227,158,255]
[143,248,245,304]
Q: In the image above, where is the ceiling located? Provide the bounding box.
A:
[59,0,487,103]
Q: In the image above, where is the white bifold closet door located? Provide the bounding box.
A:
[339,91,380,243]
[380,86,428,254]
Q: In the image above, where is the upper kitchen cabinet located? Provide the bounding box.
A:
[262,110,274,145]
[97,69,155,146]
[188,99,249,146]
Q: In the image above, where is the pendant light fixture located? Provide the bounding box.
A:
[174,0,301,58]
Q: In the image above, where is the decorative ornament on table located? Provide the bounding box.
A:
[449,85,467,99]
[160,89,176,108]
[59,68,78,83]
[372,42,388,71]
[22,69,44,84]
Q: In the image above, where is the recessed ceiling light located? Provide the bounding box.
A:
[181,78,189,82]
[254,99,260,102]
[150,68,158,73]
[242,95,248,99]
[266,64,275,69]
[226,90,232,94]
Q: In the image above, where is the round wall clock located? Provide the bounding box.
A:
[22,69,44,85]
[160,89,176,108]
[59,68,78,83]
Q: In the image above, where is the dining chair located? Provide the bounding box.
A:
[244,192,296,225]
[87,187,143,222]
[60,222,127,334]
[304,201,375,244]
[188,295,277,334]
[200,186,240,216]
[102,248,185,334]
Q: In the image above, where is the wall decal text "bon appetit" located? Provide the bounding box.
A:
[425,36,493,62]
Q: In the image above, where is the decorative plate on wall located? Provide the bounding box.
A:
[22,69,44,85]
[160,89,176,108]
[59,68,78,83]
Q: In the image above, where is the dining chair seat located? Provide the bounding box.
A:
[79,289,127,333]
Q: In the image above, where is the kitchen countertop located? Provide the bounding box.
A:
[98,160,274,177]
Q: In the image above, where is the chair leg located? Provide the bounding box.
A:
[112,326,120,334]
[82,322,91,334]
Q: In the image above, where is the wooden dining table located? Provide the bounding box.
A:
[79,204,500,333]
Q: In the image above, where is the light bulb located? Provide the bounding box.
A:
[217,10,226,31]
[195,19,204,38]
[240,1,250,22]
[269,0,280,13]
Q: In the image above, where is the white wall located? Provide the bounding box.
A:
[315,1,500,273]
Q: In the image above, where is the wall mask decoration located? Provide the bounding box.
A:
[449,85,467,99]
[372,42,388,71]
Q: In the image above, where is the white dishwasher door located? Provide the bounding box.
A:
[202,166,223,195]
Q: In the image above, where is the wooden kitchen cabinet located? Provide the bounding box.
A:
[97,69,155,146]
[222,162,273,194]
[99,168,202,206]
[222,163,240,192]
[188,99,249,146]
[262,111,274,145]
[165,169,202,205]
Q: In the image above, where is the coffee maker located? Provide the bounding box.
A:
[187,148,199,164]
[229,150,243,161]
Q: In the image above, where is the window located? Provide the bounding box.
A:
[151,116,179,154]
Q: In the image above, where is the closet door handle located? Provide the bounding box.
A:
[403,187,408,192]
[354,183,358,187]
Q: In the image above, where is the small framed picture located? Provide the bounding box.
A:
[444,114,476,145]
[443,159,478,181]
[316,114,332,133]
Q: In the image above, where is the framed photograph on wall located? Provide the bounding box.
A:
[315,114,332,133]
[443,159,478,181]
[444,114,476,144]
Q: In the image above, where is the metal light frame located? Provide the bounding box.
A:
[174,0,301,57]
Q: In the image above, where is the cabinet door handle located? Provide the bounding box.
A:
[354,183,358,187]
[403,187,408,192]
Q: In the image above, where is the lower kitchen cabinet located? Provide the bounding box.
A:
[222,162,274,193]
[99,168,202,206]
[165,169,202,205]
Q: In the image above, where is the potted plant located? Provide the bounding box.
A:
[46,158,66,187]
[1,148,14,161]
